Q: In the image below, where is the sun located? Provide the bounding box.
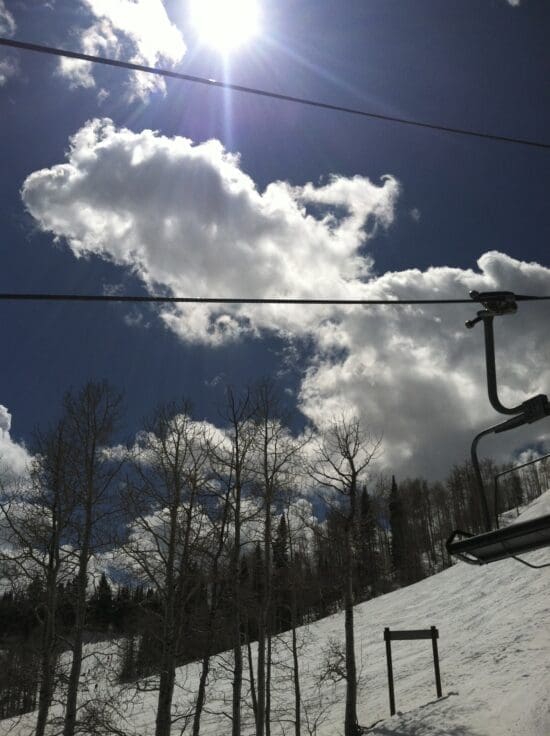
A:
[190,0,260,53]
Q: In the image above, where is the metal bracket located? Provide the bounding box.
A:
[465,290,517,329]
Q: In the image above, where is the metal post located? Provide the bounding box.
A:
[384,628,396,716]
[431,627,442,698]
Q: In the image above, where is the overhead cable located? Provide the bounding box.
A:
[1,37,549,151]
[0,293,549,306]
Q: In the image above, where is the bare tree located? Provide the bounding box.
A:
[62,380,123,736]
[251,382,308,736]
[191,432,232,736]
[309,416,380,736]
[121,401,212,736]
[31,421,76,736]
[0,425,70,733]
[213,387,256,736]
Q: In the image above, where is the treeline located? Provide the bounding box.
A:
[0,380,547,736]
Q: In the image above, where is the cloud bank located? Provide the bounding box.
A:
[22,120,550,478]
[59,0,186,100]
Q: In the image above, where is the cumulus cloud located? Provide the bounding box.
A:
[0,0,15,36]
[59,0,186,99]
[0,0,19,86]
[298,253,550,477]
[21,120,550,478]
[0,405,31,479]
[0,56,18,86]
[22,118,399,344]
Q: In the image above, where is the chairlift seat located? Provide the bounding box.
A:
[446,513,550,565]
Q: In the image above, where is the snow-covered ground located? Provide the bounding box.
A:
[4,493,550,736]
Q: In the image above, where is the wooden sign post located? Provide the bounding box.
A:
[383,626,442,716]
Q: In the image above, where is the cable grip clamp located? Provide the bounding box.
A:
[465,290,518,329]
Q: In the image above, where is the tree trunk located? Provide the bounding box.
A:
[256,611,266,736]
[35,592,58,736]
[247,625,258,721]
[63,553,88,736]
[290,579,301,736]
[344,480,359,736]
[344,524,359,736]
[35,533,60,736]
[155,664,176,736]
[192,654,210,736]
[232,479,243,736]
[63,489,92,736]
[154,496,179,736]
[265,630,272,736]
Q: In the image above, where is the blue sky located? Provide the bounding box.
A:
[0,0,549,479]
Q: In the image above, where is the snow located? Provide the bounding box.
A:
[4,492,550,735]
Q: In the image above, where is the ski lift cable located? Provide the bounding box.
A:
[0,292,549,306]
[1,37,550,151]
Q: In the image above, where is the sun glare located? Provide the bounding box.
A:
[190,0,260,53]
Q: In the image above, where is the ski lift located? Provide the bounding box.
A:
[446,291,550,568]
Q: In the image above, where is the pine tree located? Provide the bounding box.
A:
[357,486,378,597]
[272,514,291,631]
[272,514,289,571]
[89,572,113,631]
[389,476,406,585]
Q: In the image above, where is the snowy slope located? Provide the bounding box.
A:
[4,492,550,736]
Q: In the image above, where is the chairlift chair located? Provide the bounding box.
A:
[446,291,550,568]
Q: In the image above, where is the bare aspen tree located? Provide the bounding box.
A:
[309,416,380,736]
[0,420,76,736]
[191,430,232,736]
[215,387,256,736]
[283,500,310,736]
[32,422,76,736]
[251,381,310,736]
[62,381,123,736]
[121,401,212,736]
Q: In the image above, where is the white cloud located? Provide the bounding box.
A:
[0,405,31,479]
[21,120,550,478]
[0,0,15,36]
[0,56,18,86]
[59,0,186,99]
[298,253,550,478]
[0,0,18,86]
[22,118,399,345]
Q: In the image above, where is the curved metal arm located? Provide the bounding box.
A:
[481,316,525,415]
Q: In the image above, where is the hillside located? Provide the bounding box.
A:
[4,492,550,736]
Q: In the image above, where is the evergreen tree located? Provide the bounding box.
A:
[272,514,291,631]
[389,476,406,584]
[272,514,289,571]
[357,486,378,596]
[89,572,113,631]
[119,635,138,683]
